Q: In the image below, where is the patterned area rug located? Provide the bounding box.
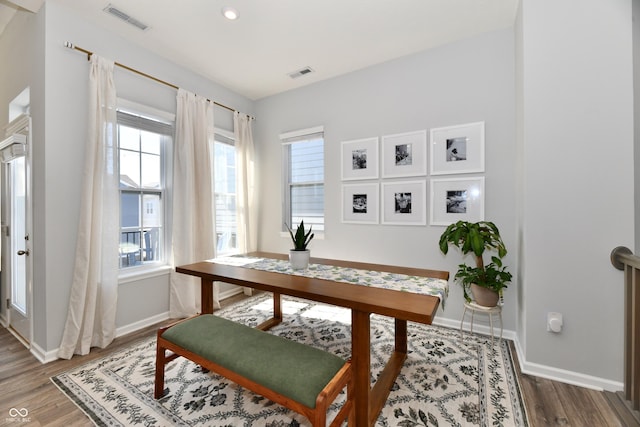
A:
[51,293,529,426]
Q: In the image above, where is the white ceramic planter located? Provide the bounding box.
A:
[289,249,310,270]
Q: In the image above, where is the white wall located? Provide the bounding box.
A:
[517,0,632,388]
[254,29,518,331]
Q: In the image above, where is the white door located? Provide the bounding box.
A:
[1,115,31,346]
[7,153,30,343]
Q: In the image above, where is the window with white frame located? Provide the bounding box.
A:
[212,130,238,255]
[281,126,325,232]
[117,109,173,269]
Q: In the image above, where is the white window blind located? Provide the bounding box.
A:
[281,126,325,232]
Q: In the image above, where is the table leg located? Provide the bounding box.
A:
[395,319,407,353]
[200,278,214,314]
[256,292,283,331]
[368,319,407,423]
[273,292,282,321]
[352,310,371,427]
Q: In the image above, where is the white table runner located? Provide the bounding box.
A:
[212,255,449,306]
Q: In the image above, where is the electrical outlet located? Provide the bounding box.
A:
[547,312,563,333]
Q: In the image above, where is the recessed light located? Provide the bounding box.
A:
[221,6,239,20]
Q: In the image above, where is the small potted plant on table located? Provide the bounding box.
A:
[286,220,314,270]
[438,220,512,307]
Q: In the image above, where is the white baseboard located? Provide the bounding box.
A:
[512,338,624,392]
[434,315,622,392]
[0,313,7,328]
[115,311,170,338]
[25,311,172,365]
[113,288,243,338]
[31,341,59,364]
[219,287,245,301]
[19,293,240,365]
[433,316,518,341]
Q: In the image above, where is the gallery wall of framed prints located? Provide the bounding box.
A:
[340,121,486,226]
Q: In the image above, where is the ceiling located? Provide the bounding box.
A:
[0,0,43,31]
[1,0,519,100]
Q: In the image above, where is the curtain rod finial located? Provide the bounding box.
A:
[64,41,74,49]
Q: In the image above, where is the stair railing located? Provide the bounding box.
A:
[610,246,640,425]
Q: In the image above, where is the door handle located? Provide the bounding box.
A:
[17,249,30,256]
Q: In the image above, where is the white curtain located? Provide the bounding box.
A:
[169,89,216,318]
[58,55,119,359]
[234,112,257,296]
[234,111,257,254]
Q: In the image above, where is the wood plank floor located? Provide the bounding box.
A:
[0,293,626,426]
[508,339,627,426]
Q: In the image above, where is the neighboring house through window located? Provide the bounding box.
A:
[117,102,239,268]
[281,126,325,232]
[117,106,173,269]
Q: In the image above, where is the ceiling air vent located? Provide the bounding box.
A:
[103,4,149,31]
[288,67,314,79]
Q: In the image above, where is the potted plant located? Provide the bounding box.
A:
[438,220,512,307]
[286,220,314,270]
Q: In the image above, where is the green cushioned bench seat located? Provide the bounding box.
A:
[154,314,353,426]
[160,314,346,409]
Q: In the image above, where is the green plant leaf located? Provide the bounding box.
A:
[469,227,484,258]
[498,245,507,258]
[453,227,463,246]
[287,220,314,250]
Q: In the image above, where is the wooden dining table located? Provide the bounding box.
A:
[176,251,449,427]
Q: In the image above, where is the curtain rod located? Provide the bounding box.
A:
[63,41,254,120]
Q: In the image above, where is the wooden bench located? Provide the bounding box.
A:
[154,314,353,426]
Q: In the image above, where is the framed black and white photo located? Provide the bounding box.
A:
[381,130,427,178]
[381,180,426,225]
[341,137,379,180]
[342,183,379,224]
[430,121,485,175]
[430,177,485,225]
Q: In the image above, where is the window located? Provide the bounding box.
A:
[213,130,237,255]
[117,110,173,268]
[281,126,325,232]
